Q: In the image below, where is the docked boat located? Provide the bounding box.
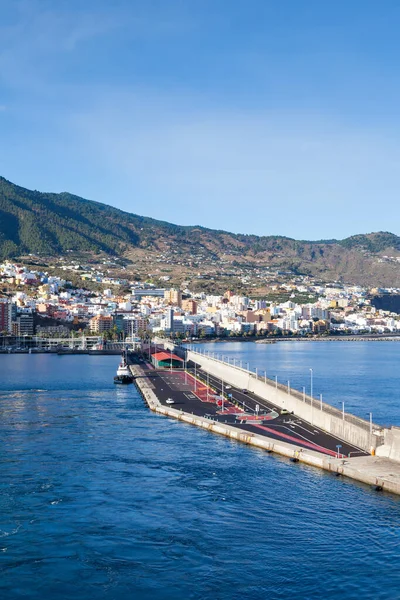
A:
[114,352,134,383]
[116,352,131,377]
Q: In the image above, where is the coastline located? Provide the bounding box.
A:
[188,334,400,344]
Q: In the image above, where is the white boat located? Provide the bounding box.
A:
[116,353,131,377]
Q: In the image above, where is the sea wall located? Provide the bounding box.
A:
[185,350,380,453]
[131,363,400,495]
[376,427,400,462]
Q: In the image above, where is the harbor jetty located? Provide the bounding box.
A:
[131,339,400,497]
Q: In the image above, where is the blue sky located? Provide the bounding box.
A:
[1,0,400,240]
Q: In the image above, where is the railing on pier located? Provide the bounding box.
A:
[186,345,380,437]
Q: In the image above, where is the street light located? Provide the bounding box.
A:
[309,368,314,424]
[367,412,373,448]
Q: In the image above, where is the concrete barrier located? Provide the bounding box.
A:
[132,363,400,496]
[186,350,381,453]
[376,427,400,462]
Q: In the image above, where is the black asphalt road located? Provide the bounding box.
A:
[134,358,368,458]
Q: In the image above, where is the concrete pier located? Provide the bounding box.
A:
[130,359,400,497]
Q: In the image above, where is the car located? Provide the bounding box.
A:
[225,385,232,390]
[280,409,290,415]
[242,389,248,394]
[166,398,175,405]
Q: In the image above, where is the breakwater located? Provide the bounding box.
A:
[186,348,381,452]
[131,359,400,496]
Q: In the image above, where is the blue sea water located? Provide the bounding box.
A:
[194,340,400,427]
[0,346,400,600]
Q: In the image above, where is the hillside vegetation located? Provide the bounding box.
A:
[1,176,400,286]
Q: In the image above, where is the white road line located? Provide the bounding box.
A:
[284,420,316,436]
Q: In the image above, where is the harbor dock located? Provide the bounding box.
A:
[130,344,400,497]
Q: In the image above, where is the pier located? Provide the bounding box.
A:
[130,340,400,496]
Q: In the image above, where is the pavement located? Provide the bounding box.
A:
[133,357,368,459]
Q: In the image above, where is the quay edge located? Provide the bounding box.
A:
[130,364,400,497]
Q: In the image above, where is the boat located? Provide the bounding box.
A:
[114,351,134,384]
[116,352,131,377]
[114,374,133,385]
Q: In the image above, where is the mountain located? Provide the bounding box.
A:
[1,176,400,287]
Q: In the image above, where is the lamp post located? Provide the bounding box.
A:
[341,401,345,421]
[309,368,314,424]
[367,412,373,448]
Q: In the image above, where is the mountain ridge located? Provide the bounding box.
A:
[1,176,400,286]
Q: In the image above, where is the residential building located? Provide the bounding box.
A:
[182,299,197,314]
[89,315,113,333]
[0,298,11,333]
[164,288,182,307]
[14,313,34,336]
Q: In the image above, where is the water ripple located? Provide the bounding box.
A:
[0,352,400,599]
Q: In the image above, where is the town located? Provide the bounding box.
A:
[1,258,400,346]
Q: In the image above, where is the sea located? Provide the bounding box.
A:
[0,342,400,600]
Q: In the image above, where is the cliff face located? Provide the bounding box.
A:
[1,176,400,286]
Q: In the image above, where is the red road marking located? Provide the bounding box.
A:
[155,369,345,457]
[253,424,343,457]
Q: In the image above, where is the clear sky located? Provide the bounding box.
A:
[1,0,400,240]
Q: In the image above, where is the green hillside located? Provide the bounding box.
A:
[0,177,168,257]
[1,176,400,287]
